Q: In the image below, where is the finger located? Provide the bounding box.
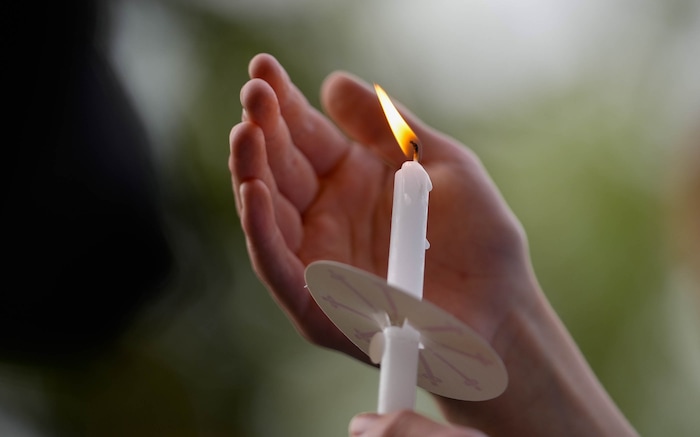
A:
[229,121,267,214]
[349,411,488,437]
[229,121,302,252]
[321,72,461,167]
[240,78,320,213]
[239,179,368,362]
[239,179,307,311]
[249,53,352,175]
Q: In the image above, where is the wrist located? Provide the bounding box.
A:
[435,278,639,437]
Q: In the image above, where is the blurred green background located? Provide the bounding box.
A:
[2,0,699,436]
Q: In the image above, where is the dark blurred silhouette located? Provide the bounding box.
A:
[3,1,173,362]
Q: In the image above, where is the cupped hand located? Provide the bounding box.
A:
[229,53,640,437]
[229,53,531,361]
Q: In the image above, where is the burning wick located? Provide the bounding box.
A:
[409,141,421,162]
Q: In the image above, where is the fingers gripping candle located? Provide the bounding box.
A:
[374,84,432,413]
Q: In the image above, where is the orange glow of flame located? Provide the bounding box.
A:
[374,83,422,162]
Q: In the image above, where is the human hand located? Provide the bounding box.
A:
[230,53,529,361]
[229,53,638,436]
[349,411,487,437]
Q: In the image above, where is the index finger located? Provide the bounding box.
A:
[249,53,353,176]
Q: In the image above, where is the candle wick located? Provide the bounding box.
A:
[410,140,421,162]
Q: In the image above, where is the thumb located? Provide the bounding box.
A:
[321,71,403,166]
[349,411,488,437]
[320,72,456,168]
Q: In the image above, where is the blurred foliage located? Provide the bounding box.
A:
[2,0,699,436]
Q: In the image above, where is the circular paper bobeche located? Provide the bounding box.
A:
[304,260,508,401]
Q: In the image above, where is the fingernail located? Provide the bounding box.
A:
[349,414,379,436]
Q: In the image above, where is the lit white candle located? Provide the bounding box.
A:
[374,84,432,413]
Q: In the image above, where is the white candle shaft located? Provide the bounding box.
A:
[378,160,431,413]
[377,325,421,413]
[387,161,432,299]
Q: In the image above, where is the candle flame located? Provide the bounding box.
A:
[374,84,422,162]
